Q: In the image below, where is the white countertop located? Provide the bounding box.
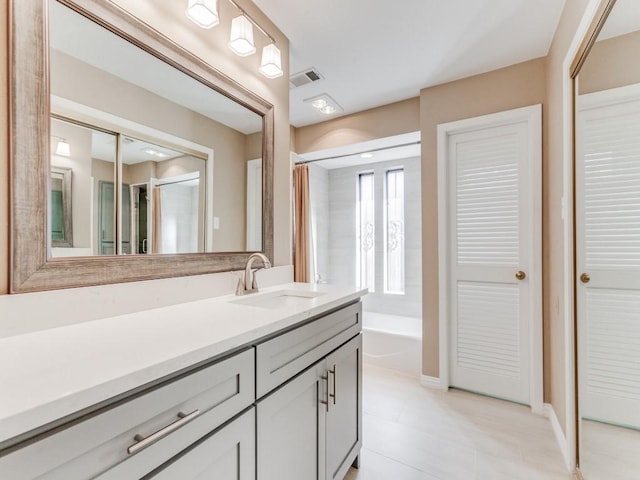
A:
[0,282,365,445]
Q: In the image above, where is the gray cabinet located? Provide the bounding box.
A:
[0,300,362,480]
[325,334,362,480]
[257,363,327,480]
[0,349,255,480]
[256,333,362,480]
[149,409,255,480]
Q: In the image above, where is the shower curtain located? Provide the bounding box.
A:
[293,164,312,282]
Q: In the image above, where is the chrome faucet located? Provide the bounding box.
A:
[236,253,272,295]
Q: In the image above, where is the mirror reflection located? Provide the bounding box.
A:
[48,0,264,258]
[50,166,73,248]
[576,0,640,477]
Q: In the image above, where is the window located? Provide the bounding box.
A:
[357,172,375,291]
[385,169,405,294]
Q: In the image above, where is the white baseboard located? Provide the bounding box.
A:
[420,375,448,391]
[544,403,571,471]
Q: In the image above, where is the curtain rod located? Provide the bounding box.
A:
[294,141,421,165]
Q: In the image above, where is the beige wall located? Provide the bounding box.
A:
[0,0,290,295]
[294,97,420,154]
[579,30,640,94]
[245,132,263,161]
[420,58,546,377]
[544,0,590,432]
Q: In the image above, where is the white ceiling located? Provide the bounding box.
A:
[253,0,566,127]
[599,0,640,40]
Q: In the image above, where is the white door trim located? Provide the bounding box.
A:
[437,104,543,414]
[578,82,640,110]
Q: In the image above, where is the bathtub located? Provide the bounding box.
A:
[362,311,422,376]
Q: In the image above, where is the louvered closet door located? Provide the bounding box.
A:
[448,120,534,404]
[577,90,640,429]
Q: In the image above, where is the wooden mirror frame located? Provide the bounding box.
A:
[9,0,274,292]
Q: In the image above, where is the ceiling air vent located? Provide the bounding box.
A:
[289,68,324,89]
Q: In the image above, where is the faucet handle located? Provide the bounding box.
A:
[235,276,246,296]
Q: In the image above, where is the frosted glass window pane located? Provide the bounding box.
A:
[385,169,405,294]
[357,173,375,292]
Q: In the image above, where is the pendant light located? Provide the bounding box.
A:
[229,15,256,56]
[259,43,283,79]
[186,0,219,29]
[185,0,282,80]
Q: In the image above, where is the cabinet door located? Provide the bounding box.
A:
[148,409,255,480]
[325,334,362,480]
[257,363,327,480]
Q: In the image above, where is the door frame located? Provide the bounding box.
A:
[436,104,543,414]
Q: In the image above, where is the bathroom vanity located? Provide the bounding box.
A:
[0,283,365,479]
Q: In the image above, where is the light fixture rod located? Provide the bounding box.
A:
[295,141,422,165]
[225,0,275,44]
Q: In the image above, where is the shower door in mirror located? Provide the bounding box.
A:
[120,137,206,255]
[576,0,640,476]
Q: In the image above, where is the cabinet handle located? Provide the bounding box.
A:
[329,365,336,405]
[127,409,200,455]
[320,374,329,412]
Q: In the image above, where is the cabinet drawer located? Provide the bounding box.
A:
[256,302,361,398]
[0,348,254,480]
[148,408,255,480]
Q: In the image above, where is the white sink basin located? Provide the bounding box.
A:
[230,289,327,309]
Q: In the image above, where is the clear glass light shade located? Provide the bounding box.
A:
[186,0,219,29]
[259,43,283,79]
[229,16,256,56]
[320,105,336,114]
[311,98,327,109]
[56,140,71,157]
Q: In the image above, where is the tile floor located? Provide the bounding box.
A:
[579,419,640,480]
[345,364,574,480]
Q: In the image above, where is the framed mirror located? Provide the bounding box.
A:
[50,166,73,249]
[572,0,640,477]
[10,0,274,292]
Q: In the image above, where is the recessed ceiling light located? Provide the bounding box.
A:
[304,94,343,115]
[361,153,373,159]
[143,148,168,158]
[311,98,327,109]
[320,105,336,114]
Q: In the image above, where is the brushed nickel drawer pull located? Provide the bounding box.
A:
[320,374,329,412]
[329,366,336,405]
[127,409,200,455]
